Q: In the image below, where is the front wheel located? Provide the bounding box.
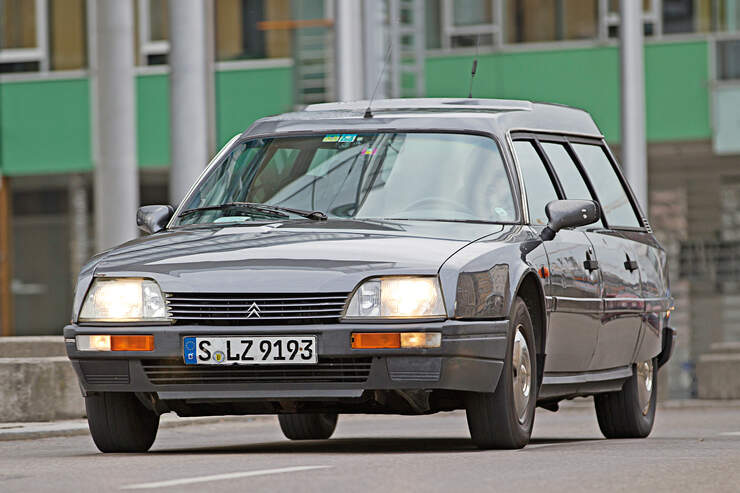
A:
[466,297,537,449]
[594,358,657,439]
[278,413,338,440]
[85,392,160,453]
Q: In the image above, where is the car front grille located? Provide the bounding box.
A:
[165,292,350,325]
[141,357,372,385]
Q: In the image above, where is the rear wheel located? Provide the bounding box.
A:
[466,297,537,449]
[278,413,338,440]
[85,392,159,453]
[594,358,657,438]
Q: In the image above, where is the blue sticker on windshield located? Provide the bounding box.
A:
[322,134,341,142]
[339,134,357,143]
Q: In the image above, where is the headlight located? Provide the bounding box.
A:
[344,277,445,319]
[78,278,169,322]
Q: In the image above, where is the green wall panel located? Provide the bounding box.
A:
[426,40,710,143]
[645,41,710,141]
[136,73,170,168]
[0,78,92,175]
[215,66,294,146]
[0,43,712,177]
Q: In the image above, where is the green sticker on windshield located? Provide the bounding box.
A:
[339,134,357,143]
[322,134,341,142]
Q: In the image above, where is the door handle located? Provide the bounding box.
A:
[584,251,599,272]
[624,253,638,272]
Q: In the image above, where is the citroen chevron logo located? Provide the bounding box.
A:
[247,302,261,318]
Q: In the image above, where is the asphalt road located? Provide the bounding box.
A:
[2,402,739,493]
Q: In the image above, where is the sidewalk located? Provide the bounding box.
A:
[2,399,739,442]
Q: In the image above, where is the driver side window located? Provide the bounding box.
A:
[513,140,559,227]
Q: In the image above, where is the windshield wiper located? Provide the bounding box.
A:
[178,201,327,221]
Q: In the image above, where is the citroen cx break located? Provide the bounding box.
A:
[65,98,676,452]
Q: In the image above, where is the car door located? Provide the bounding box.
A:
[570,142,648,370]
[540,139,644,372]
[512,139,600,373]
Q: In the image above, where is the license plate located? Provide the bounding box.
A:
[183,336,317,365]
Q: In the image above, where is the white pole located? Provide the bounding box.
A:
[168,0,212,205]
[335,0,365,101]
[620,0,648,213]
[93,0,139,252]
[362,0,385,100]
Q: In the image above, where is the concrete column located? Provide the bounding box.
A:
[0,177,13,336]
[68,174,89,281]
[168,0,212,205]
[335,0,364,101]
[362,0,385,100]
[620,1,648,213]
[93,0,139,252]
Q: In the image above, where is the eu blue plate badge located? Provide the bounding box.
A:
[184,337,197,364]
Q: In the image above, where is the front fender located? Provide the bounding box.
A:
[438,226,549,321]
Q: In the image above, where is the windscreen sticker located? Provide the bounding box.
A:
[363,148,375,155]
[322,134,341,142]
[339,134,357,143]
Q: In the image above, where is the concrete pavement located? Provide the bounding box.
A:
[1,402,739,492]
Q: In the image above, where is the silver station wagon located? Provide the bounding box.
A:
[65,98,676,452]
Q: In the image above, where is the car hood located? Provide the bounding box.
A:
[92,219,504,294]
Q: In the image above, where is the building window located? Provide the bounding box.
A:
[137,0,169,65]
[1,0,87,73]
[49,0,87,70]
[0,0,45,72]
[215,0,296,61]
[439,0,502,49]
[717,39,740,80]
[507,0,598,43]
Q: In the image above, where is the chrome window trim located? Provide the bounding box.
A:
[167,132,242,228]
[505,131,530,225]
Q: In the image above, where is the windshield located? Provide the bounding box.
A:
[174,132,517,226]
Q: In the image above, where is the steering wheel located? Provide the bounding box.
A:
[401,197,474,216]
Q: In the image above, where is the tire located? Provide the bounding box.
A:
[85,392,160,453]
[466,297,537,449]
[594,357,657,439]
[278,413,338,440]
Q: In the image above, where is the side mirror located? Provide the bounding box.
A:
[540,199,600,241]
[137,205,174,234]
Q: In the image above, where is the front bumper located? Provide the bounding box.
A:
[64,319,508,400]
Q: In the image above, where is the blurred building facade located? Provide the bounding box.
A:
[2,0,740,398]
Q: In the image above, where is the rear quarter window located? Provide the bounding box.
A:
[571,143,642,229]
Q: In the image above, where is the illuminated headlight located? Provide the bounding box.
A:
[78,278,169,323]
[344,277,445,319]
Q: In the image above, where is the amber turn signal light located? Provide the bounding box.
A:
[111,335,154,351]
[351,332,442,349]
[76,334,154,351]
[351,332,401,349]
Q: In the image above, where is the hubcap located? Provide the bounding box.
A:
[512,325,532,424]
[636,359,654,416]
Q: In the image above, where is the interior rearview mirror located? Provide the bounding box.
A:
[137,205,174,234]
[540,199,600,241]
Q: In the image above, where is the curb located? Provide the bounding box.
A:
[0,414,274,442]
[557,397,740,410]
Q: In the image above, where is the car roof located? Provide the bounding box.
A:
[242,98,603,140]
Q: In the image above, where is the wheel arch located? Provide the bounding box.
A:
[513,270,547,389]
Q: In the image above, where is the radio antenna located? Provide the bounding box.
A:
[468,34,480,98]
[364,41,393,118]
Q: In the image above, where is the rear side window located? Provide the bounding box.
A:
[513,141,559,226]
[541,142,603,228]
[572,143,642,228]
